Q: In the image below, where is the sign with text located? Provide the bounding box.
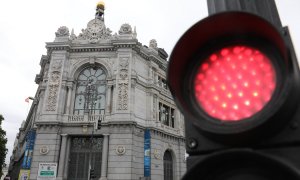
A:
[18,169,30,180]
[37,163,57,180]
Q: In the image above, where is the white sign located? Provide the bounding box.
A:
[37,163,57,180]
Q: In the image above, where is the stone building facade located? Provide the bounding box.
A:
[8,4,186,180]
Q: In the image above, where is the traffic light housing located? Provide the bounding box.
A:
[95,119,101,130]
[89,169,96,179]
[167,11,300,179]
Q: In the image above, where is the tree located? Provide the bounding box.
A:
[0,115,7,177]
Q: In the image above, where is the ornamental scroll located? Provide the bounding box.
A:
[46,60,62,111]
[117,58,129,110]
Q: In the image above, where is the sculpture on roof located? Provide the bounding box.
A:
[96,1,105,21]
[119,23,132,35]
[149,39,158,49]
[55,26,70,37]
[71,1,112,43]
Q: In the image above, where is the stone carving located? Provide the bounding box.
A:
[118,83,128,110]
[50,71,60,83]
[55,26,70,37]
[154,149,161,159]
[40,146,49,155]
[117,58,129,110]
[51,60,63,71]
[119,58,129,68]
[76,18,112,43]
[149,39,158,49]
[46,84,59,111]
[153,94,157,119]
[115,145,126,155]
[119,69,128,80]
[46,60,63,111]
[119,23,132,35]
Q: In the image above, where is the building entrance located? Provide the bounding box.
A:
[68,137,103,180]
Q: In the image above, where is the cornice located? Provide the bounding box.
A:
[45,41,167,71]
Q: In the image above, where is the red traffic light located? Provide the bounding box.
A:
[167,11,297,143]
[194,45,276,121]
[168,11,300,180]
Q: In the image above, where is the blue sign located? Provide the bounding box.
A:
[21,130,36,169]
[144,129,151,177]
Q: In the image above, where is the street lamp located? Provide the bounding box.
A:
[85,79,97,180]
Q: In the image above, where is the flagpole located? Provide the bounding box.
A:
[25,97,35,113]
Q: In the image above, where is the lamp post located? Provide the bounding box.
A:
[85,79,97,180]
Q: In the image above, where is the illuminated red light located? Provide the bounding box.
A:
[194,45,276,121]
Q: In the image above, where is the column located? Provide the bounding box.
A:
[100,134,109,180]
[105,85,112,114]
[63,136,71,179]
[57,134,68,180]
[65,85,73,114]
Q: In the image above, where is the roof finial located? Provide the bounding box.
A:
[96,1,105,21]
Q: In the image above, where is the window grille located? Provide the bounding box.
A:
[68,137,103,180]
[74,67,106,115]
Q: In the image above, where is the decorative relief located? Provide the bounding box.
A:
[118,83,129,110]
[69,58,89,68]
[70,58,114,75]
[115,145,126,155]
[50,71,60,83]
[119,58,129,68]
[119,23,132,35]
[154,149,161,159]
[46,60,63,111]
[46,84,59,111]
[153,94,157,120]
[51,60,63,71]
[119,69,128,79]
[39,146,49,155]
[55,26,70,37]
[74,18,112,43]
[117,58,129,110]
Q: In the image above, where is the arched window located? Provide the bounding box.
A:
[74,66,107,115]
[164,150,173,180]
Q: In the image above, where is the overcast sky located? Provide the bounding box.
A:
[0,0,299,164]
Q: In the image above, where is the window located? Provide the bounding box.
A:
[159,103,175,128]
[158,76,168,90]
[164,150,173,180]
[74,66,106,115]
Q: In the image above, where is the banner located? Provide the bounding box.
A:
[21,130,36,169]
[144,129,151,177]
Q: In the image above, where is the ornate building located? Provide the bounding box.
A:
[8,2,186,180]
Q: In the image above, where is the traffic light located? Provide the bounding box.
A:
[167,11,300,179]
[89,169,96,179]
[95,119,101,130]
